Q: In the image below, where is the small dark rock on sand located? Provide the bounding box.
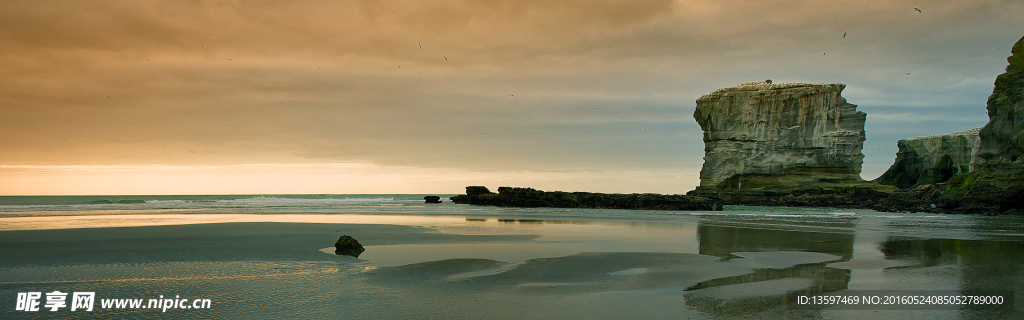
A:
[424,196,442,203]
[335,235,365,258]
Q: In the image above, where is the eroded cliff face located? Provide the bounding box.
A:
[978,35,1024,167]
[694,83,866,188]
[874,128,981,189]
[872,35,1024,215]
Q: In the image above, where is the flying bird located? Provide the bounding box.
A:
[419,43,422,50]
[843,32,847,39]
[444,56,448,62]
[914,7,922,13]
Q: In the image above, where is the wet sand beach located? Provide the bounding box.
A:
[1,208,1022,319]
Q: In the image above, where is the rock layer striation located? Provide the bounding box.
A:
[874,128,981,189]
[694,83,866,188]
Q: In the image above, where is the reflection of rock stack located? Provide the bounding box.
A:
[696,224,854,259]
[880,236,1024,306]
[686,222,854,316]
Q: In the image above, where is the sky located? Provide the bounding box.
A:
[1,0,1022,195]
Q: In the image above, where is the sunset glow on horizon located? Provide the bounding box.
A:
[2,1,1021,195]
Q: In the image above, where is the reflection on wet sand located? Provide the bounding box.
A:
[878,237,1024,319]
[361,220,860,317]
[683,223,855,316]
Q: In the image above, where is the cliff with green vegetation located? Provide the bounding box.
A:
[875,35,1024,215]
[873,128,981,189]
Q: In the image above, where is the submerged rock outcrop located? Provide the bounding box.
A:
[874,128,981,189]
[451,186,722,211]
[693,83,866,189]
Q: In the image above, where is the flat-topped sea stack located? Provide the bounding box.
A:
[693,82,867,189]
[688,82,893,208]
[873,128,981,189]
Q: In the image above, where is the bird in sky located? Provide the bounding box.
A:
[444,56,448,62]
[914,7,922,13]
[843,32,847,38]
[419,43,422,50]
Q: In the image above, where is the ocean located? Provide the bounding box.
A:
[1,194,1022,319]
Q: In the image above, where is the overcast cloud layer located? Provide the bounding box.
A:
[1,0,1022,194]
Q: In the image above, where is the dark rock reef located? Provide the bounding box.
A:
[688,184,892,209]
[334,235,365,258]
[423,196,442,203]
[450,186,722,211]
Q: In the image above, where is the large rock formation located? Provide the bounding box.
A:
[874,35,1024,215]
[693,82,867,189]
[978,35,1024,167]
[874,128,981,189]
[451,186,723,211]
